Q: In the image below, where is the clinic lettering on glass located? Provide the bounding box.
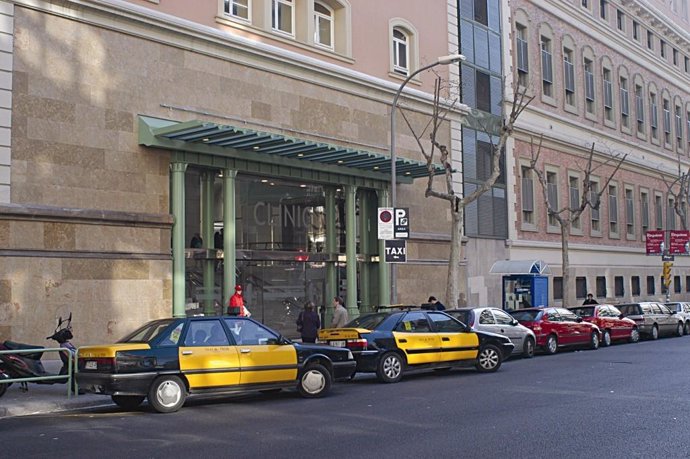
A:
[253,202,315,228]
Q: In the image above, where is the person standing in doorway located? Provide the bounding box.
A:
[331,296,349,328]
[190,233,203,248]
[297,301,320,343]
[583,293,598,305]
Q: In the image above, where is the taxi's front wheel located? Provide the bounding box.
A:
[148,375,187,413]
[298,363,331,397]
[376,352,404,383]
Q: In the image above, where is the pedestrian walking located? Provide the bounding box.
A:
[297,301,320,343]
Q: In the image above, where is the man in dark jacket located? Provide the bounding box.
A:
[428,296,446,311]
[583,293,598,305]
[297,302,320,343]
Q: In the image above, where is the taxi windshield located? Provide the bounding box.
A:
[118,319,177,343]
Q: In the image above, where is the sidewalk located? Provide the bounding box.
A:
[0,360,111,419]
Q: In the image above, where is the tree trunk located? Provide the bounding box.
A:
[561,222,575,306]
[447,206,465,308]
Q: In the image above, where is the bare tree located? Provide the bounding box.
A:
[399,79,533,307]
[526,137,626,306]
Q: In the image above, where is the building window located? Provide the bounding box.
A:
[631,276,640,296]
[675,104,683,148]
[521,166,534,226]
[663,98,671,145]
[576,277,587,299]
[686,56,690,73]
[647,31,654,50]
[609,184,618,236]
[547,170,558,228]
[581,0,588,7]
[224,0,250,21]
[614,276,624,297]
[619,76,629,128]
[600,0,608,19]
[603,67,613,122]
[313,2,334,49]
[596,276,606,298]
[272,0,294,36]
[616,9,625,31]
[516,24,529,87]
[687,110,690,151]
[660,40,667,59]
[392,28,409,75]
[647,275,655,295]
[674,276,682,294]
[541,36,553,98]
[584,58,595,114]
[650,92,658,140]
[655,194,663,230]
[625,187,634,237]
[553,277,563,300]
[563,48,575,106]
[632,20,639,41]
[667,197,676,230]
[686,275,690,293]
[641,190,649,235]
[590,180,600,233]
[673,48,679,66]
[473,0,488,26]
[569,175,581,230]
[635,84,645,134]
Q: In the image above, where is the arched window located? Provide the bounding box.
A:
[392,28,409,75]
[313,2,334,49]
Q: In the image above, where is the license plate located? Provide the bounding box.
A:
[85,361,97,370]
[329,340,346,347]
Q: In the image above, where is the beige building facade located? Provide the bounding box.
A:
[0,0,463,344]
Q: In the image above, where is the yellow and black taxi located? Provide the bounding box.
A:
[77,316,356,413]
[318,308,514,383]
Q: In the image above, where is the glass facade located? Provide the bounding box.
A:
[458,0,507,238]
[182,169,373,337]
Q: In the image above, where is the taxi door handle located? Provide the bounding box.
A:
[182,351,193,355]
[399,339,407,343]
[240,348,252,353]
[442,337,450,342]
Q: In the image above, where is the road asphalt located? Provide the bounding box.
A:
[0,360,110,419]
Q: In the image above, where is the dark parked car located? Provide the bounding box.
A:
[616,302,684,340]
[78,316,356,413]
[446,307,536,358]
[568,304,639,345]
[509,307,601,355]
[318,309,514,383]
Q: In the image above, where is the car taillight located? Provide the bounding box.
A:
[532,326,541,333]
[345,339,368,351]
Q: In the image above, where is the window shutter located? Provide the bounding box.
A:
[609,194,618,223]
[585,71,595,101]
[603,80,613,108]
[522,177,534,211]
[564,60,575,93]
[541,49,553,83]
[517,37,529,73]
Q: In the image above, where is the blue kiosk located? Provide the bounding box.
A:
[489,260,551,311]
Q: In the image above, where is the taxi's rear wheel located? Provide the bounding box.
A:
[148,375,186,413]
[112,395,145,410]
[475,344,502,373]
[298,363,331,397]
[376,352,404,383]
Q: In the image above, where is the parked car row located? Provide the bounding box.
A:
[75,300,690,413]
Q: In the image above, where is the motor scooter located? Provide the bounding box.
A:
[0,313,76,398]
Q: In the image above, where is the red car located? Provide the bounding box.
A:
[568,304,640,346]
[509,307,601,355]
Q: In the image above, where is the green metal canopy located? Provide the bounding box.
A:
[138,116,446,181]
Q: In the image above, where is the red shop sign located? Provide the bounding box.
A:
[669,230,690,254]
[645,230,665,255]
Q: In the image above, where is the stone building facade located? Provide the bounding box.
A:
[0,0,462,344]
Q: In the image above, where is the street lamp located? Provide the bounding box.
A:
[389,53,465,303]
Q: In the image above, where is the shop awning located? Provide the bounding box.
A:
[138,116,447,181]
[489,260,551,275]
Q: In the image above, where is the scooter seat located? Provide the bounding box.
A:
[2,341,44,360]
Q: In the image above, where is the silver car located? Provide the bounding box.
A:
[617,302,684,339]
[665,302,690,335]
[446,307,536,358]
